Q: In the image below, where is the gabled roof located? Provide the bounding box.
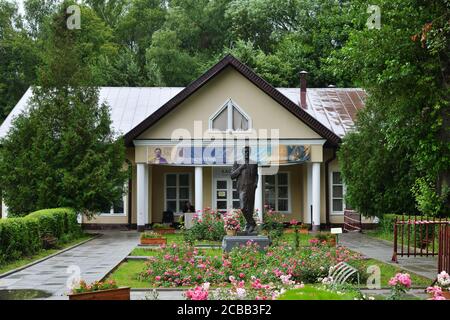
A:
[123,54,344,147]
[0,55,366,146]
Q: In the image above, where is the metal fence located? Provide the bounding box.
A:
[439,224,450,274]
[391,215,449,263]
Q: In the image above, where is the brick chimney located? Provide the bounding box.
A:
[300,71,308,109]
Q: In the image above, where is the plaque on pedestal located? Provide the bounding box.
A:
[222,235,270,252]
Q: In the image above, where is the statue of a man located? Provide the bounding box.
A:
[231,146,258,234]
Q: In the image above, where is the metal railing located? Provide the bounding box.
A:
[392,215,449,263]
[438,224,450,274]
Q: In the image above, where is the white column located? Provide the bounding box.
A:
[255,166,263,224]
[312,162,321,231]
[306,163,313,224]
[148,165,152,224]
[144,165,149,226]
[137,163,148,232]
[195,167,203,218]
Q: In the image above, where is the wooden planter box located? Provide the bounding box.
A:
[140,238,167,245]
[154,228,176,235]
[69,287,130,300]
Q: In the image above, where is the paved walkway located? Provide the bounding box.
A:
[0,231,139,298]
[339,232,437,280]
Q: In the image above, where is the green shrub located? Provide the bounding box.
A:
[184,209,226,242]
[0,208,81,265]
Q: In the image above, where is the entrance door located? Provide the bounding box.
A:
[214,178,240,214]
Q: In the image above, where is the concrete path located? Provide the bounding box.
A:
[339,232,438,281]
[0,231,139,299]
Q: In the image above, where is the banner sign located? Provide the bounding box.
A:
[147,145,311,165]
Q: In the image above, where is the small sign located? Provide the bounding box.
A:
[331,228,343,234]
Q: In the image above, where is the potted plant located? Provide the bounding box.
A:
[223,210,241,236]
[69,280,130,300]
[140,231,167,245]
[152,223,176,234]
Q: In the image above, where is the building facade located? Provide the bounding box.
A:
[0,55,372,230]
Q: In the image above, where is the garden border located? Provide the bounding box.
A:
[0,233,101,279]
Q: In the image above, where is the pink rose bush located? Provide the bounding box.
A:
[139,241,365,288]
[185,283,210,300]
[195,275,305,300]
[223,210,242,232]
[388,273,411,300]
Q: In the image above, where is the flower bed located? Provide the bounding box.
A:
[138,241,365,288]
[140,231,167,245]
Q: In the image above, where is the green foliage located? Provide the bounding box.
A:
[0,0,40,120]
[184,210,226,243]
[412,177,450,217]
[0,208,81,265]
[0,2,128,217]
[332,0,450,217]
[261,209,285,242]
[0,0,363,119]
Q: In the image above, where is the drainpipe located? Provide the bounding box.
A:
[325,148,337,227]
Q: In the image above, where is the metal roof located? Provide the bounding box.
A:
[0,86,365,140]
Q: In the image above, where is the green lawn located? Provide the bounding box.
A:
[105,260,153,288]
[279,232,314,246]
[143,231,313,248]
[356,258,432,288]
[131,247,222,257]
[278,285,360,300]
[0,233,94,275]
[152,233,222,246]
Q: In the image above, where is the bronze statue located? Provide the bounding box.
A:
[231,146,258,234]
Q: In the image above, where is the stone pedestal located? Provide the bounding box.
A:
[222,235,270,252]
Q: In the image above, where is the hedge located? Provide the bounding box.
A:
[0,208,81,265]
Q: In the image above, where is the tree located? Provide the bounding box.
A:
[0,0,40,122]
[23,0,59,38]
[332,0,450,217]
[0,1,127,217]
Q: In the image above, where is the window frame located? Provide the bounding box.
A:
[164,172,193,213]
[263,172,291,213]
[209,99,252,132]
[330,171,345,215]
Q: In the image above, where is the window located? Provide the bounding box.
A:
[165,173,191,212]
[210,100,250,131]
[264,173,290,212]
[100,195,126,216]
[331,172,344,213]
